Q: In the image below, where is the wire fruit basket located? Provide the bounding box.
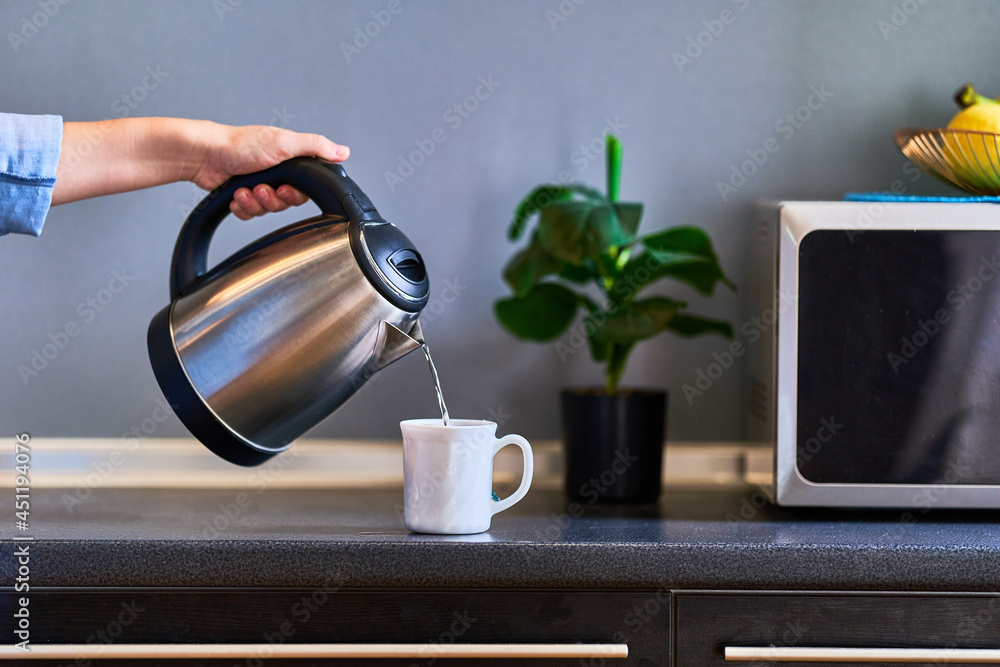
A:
[894,128,1000,195]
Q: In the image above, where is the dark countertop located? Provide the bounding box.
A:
[4,487,999,591]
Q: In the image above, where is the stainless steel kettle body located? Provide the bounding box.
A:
[148,158,429,465]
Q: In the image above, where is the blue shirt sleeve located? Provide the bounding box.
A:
[0,113,63,238]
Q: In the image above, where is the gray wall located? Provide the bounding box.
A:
[2,0,997,442]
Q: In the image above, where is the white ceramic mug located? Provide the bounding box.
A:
[400,419,533,534]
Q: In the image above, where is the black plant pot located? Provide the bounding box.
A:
[561,388,667,504]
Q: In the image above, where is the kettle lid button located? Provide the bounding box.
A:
[351,222,429,312]
[387,248,427,284]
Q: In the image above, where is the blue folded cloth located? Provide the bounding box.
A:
[845,192,1000,203]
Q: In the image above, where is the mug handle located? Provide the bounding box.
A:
[491,434,533,515]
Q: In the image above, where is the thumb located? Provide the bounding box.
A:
[285,131,350,162]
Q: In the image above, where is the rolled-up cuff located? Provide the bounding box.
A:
[0,176,55,236]
[0,113,63,237]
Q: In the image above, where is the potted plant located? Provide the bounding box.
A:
[494,134,734,503]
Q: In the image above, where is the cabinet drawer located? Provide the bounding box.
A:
[1,588,667,666]
[675,592,1000,666]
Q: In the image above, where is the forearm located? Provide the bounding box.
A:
[52,117,207,205]
[47,116,347,219]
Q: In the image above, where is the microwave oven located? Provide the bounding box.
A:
[747,201,1000,509]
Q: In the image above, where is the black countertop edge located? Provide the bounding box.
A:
[5,540,999,591]
[7,488,999,591]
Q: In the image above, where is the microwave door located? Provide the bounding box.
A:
[891,232,1000,485]
[795,229,1000,487]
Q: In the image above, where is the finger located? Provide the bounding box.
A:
[233,187,266,217]
[284,130,350,163]
[252,184,286,213]
[229,200,253,221]
[275,185,309,206]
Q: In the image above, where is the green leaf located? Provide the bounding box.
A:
[558,262,594,284]
[508,184,605,241]
[502,234,561,296]
[585,297,686,359]
[617,251,734,297]
[538,202,631,265]
[612,202,643,238]
[604,297,686,342]
[609,227,730,296]
[668,261,736,293]
[642,227,735,288]
[494,283,579,341]
[666,314,734,339]
[642,226,717,259]
[538,202,593,264]
[509,186,570,241]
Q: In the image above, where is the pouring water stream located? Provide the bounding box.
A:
[420,342,450,426]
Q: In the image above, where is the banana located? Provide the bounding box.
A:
[948,83,1000,133]
[943,84,1000,189]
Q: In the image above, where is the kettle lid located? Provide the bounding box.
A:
[351,221,429,312]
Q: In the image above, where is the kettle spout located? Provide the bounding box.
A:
[367,320,424,377]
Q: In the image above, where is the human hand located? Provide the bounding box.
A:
[188,123,350,221]
[52,118,350,211]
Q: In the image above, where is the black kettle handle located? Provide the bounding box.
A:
[170,157,380,300]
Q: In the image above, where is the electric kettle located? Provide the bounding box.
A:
[147,157,429,466]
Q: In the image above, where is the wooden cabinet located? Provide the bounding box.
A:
[675,592,1000,665]
[7,588,1000,665]
[2,588,664,665]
